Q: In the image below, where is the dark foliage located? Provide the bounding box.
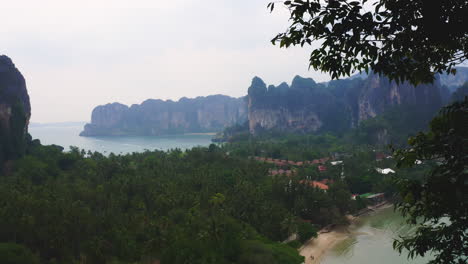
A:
[269,0,467,85]
[393,98,468,264]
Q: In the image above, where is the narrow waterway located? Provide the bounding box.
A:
[320,206,432,264]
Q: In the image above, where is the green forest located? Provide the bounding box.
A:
[1,0,467,262]
[0,77,465,263]
[0,124,431,264]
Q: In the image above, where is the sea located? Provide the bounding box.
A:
[29,122,214,154]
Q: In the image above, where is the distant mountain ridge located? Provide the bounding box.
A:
[81,68,468,137]
[80,95,247,136]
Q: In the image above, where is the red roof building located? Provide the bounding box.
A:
[300,180,329,190]
[318,165,327,172]
[320,179,333,185]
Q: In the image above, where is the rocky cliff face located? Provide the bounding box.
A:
[83,69,460,138]
[439,67,468,92]
[81,95,247,136]
[248,107,322,133]
[247,73,448,135]
[357,73,447,121]
[0,55,31,166]
[247,76,327,134]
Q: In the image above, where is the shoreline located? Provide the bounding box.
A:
[184,132,217,136]
[299,202,393,264]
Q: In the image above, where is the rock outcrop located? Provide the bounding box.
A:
[0,55,31,167]
[439,67,468,92]
[357,72,447,121]
[82,68,465,138]
[248,76,327,134]
[247,73,449,135]
[81,95,247,136]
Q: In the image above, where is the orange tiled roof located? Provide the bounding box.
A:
[299,180,329,190]
[312,181,329,190]
[320,179,333,185]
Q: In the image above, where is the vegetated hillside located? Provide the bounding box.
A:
[2,131,419,264]
[80,95,247,136]
[0,55,31,170]
[1,144,314,264]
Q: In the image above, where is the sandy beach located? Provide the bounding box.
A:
[299,203,392,264]
[184,132,217,136]
[299,226,350,264]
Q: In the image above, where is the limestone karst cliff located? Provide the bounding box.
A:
[247,76,329,134]
[82,68,466,138]
[80,95,247,136]
[356,72,448,121]
[0,55,31,167]
[247,73,450,135]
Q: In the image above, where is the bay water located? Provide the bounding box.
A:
[29,122,214,154]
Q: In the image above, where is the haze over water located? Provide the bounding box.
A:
[29,123,213,154]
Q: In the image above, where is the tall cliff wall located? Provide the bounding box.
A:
[0,55,31,167]
[247,73,450,135]
[357,73,447,121]
[80,95,247,136]
[82,68,466,138]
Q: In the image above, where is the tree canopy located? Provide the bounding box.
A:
[269,0,467,85]
[393,97,468,264]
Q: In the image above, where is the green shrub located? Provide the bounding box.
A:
[0,243,39,264]
[297,222,318,243]
[286,240,302,249]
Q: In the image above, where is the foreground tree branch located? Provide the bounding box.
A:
[270,0,468,85]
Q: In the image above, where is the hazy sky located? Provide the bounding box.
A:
[1,0,331,123]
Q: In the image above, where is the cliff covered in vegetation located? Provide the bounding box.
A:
[247,73,450,136]
[82,68,467,138]
[80,95,247,136]
[0,55,31,170]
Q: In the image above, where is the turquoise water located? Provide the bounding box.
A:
[321,206,432,264]
[29,123,214,154]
